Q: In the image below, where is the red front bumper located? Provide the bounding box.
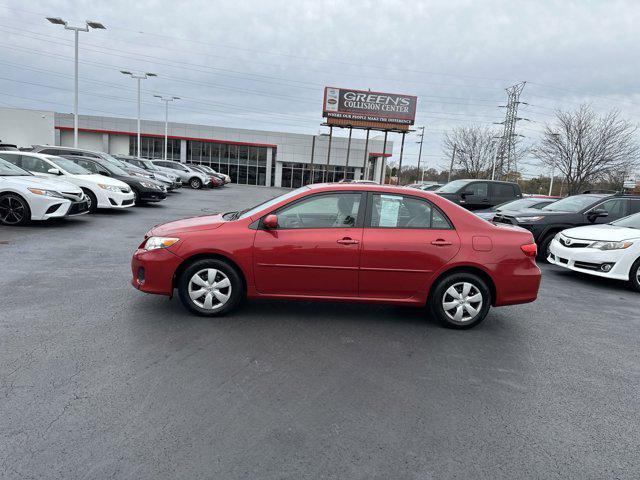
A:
[131,247,183,296]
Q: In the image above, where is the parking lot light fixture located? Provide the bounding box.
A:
[46,17,106,148]
[154,95,180,161]
[121,71,157,157]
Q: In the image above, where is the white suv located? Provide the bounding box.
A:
[0,158,88,225]
[0,152,135,212]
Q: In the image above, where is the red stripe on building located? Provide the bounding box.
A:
[55,126,278,148]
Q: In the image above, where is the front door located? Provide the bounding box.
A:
[253,191,365,296]
[461,182,490,210]
[359,193,460,299]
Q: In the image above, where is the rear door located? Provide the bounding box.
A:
[253,191,365,296]
[359,193,460,299]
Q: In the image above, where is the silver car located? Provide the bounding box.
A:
[151,160,211,189]
[115,155,182,190]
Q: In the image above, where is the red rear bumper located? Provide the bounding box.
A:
[492,259,541,306]
[131,247,183,295]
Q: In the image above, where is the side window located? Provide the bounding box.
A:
[629,199,640,215]
[276,193,362,229]
[370,194,452,229]
[467,182,488,197]
[494,184,515,198]
[597,199,626,216]
[0,153,20,164]
[20,156,51,173]
[38,148,58,155]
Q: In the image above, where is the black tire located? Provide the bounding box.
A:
[82,188,98,213]
[132,188,141,205]
[0,193,31,226]
[189,177,202,189]
[628,257,640,293]
[429,272,492,329]
[537,233,555,262]
[177,258,244,316]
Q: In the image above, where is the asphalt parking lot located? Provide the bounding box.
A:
[1,185,639,479]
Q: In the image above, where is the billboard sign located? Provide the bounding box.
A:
[323,87,417,126]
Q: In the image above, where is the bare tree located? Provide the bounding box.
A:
[442,125,499,178]
[535,105,639,195]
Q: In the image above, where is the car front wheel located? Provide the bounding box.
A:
[189,177,202,189]
[629,258,640,292]
[430,272,492,329]
[82,188,98,213]
[178,259,244,316]
[0,193,31,226]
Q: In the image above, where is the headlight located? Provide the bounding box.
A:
[144,236,180,251]
[98,183,122,192]
[27,187,64,198]
[515,216,545,222]
[589,241,633,250]
[139,181,161,190]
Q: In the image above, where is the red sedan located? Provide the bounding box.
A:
[131,184,540,328]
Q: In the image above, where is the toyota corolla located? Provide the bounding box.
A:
[131,184,541,329]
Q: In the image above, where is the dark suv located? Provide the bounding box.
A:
[435,179,522,210]
[493,193,640,260]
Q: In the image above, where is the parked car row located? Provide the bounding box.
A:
[0,145,230,226]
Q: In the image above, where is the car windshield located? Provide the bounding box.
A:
[542,195,600,212]
[610,213,640,229]
[493,198,536,211]
[101,162,129,176]
[101,153,130,169]
[0,158,31,176]
[236,186,310,220]
[48,157,91,175]
[435,180,469,193]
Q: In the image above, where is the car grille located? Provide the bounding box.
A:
[61,191,84,202]
[558,236,590,248]
[123,199,134,206]
[573,261,602,270]
[68,201,89,215]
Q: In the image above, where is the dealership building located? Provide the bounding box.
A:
[0,107,393,188]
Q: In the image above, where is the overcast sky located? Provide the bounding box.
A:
[0,0,638,177]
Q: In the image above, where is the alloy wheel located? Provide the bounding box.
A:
[442,282,483,323]
[187,268,231,310]
[0,196,25,225]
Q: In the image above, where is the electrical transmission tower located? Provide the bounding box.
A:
[494,81,527,181]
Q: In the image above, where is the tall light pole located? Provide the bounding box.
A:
[549,133,561,196]
[153,95,180,160]
[415,126,425,181]
[121,71,157,157]
[46,17,106,148]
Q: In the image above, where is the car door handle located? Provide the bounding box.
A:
[431,239,452,246]
[337,237,359,245]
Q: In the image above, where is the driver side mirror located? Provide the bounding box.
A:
[47,167,61,175]
[263,214,278,229]
[587,208,608,221]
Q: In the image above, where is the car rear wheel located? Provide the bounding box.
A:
[430,272,491,329]
[189,177,202,189]
[0,193,31,226]
[178,259,244,316]
[82,188,98,213]
[628,258,640,292]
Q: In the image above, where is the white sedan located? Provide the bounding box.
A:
[548,213,640,291]
[0,158,89,225]
[0,152,135,212]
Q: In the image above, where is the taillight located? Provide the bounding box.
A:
[521,243,537,257]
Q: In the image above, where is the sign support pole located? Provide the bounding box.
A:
[448,144,457,183]
[309,135,316,184]
[362,128,370,180]
[397,131,406,185]
[344,127,352,180]
[380,131,388,185]
[325,126,333,182]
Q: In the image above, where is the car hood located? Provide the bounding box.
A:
[1,175,81,192]
[150,214,226,236]
[497,208,572,218]
[562,224,640,241]
[73,174,129,188]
